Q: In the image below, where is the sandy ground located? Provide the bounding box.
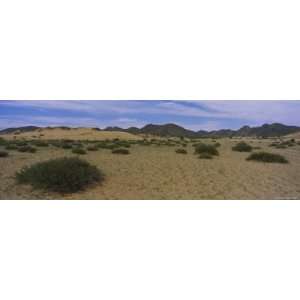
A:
[0,128,142,141]
[0,139,299,199]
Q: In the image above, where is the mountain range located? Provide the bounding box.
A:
[1,123,300,138]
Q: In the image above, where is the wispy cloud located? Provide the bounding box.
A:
[0,100,299,130]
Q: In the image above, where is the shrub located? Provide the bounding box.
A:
[15,141,28,147]
[18,146,37,153]
[232,141,252,152]
[175,148,187,154]
[269,142,278,147]
[61,143,72,149]
[213,142,221,148]
[0,151,8,157]
[5,144,18,150]
[246,152,288,163]
[16,157,103,193]
[0,138,7,145]
[87,146,98,151]
[112,148,130,154]
[72,148,87,155]
[194,143,219,156]
[275,144,287,149]
[198,153,213,159]
[33,140,49,147]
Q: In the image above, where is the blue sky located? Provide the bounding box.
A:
[0,100,299,131]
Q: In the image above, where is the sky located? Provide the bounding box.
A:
[0,100,300,131]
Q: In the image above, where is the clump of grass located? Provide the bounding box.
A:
[72,148,87,155]
[33,140,49,147]
[194,143,219,156]
[198,153,213,159]
[0,138,7,146]
[0,151,8,157]
[112,148,130,154]
[232,141,252,152]
[16,157,103,193]
[175,148,187,154]
[18,146,37,153]
[5,144,18,150]
[246,152,288,163]
[213,142,221,148]
[275,144,287,149]
[61,143,72,149]
[15,141,28,147]
[269,142,279,147]
[87,146,98,151]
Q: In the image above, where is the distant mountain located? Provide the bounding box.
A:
[1,123,300,138]
[0,126,40,134]
[104,123,300,138]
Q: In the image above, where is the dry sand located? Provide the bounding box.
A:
[0,138,299,200]
[0,127,142,141]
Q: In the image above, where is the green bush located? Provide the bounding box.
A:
[198,153,213,159]
[232,141,252,152]
[246,152,288,163]
[112,148,130,154]
[175,148,187,154]
[194,143,219,156]
[16,157,103,193]
[213,142,221,148]
[18,146,37,153]
[0,138,7,146]
[5,144,18,150]
[72,148,87,155]
[33,140,49,147]
[0,151,8,157]
[15,141,28,147]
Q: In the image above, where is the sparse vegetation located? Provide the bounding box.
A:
[72,148,87,155]
[18,146,37,153]
[87,146,98,151]
[5,144,18,150]
[232,141,252,152]
[33,140,49,147]
[61,143,72,149]
[16,157,103,193]
[198,153,213,159]
[246,152,288,164]
[112,148,130,154]
[175,148,187,154]
[0,151,8,157]
[194,143,219,156]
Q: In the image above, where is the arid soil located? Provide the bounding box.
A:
[0,128,141,141]
[0,138,299,199]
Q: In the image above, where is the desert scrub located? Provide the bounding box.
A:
[87,145,98,151]
[33,140,49,147]
[246,152,288,164]
[18,146,37,153]
[5,144,18,150]
[175,148,187,154]
[213,142,221,148]
[111,148,130,154]
[72,148,87,155]
[232,141,252,152]
[198,153,213,159]
[194,143,219,156]
[0,151,8,157]
[0,137,7,145]
[61,143,72,149]
[16,157,103,193]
